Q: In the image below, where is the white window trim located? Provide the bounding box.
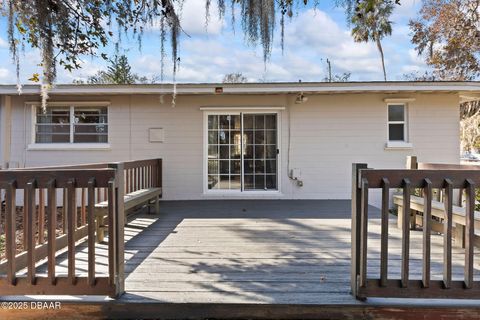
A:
[386,102,413,150]
[30,102,110,149]
[202,109,282,196]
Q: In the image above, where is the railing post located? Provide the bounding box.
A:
[406,155,418,170]
[108,162,125,297]
[351,163,367,297]
[157,158,163,189]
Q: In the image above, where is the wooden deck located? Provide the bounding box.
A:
[4,200,480,319]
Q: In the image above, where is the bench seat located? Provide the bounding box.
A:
[95,187,162,242]
[393,194,480,247]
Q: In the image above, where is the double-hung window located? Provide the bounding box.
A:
[35,106,108,143]
[387,104,407,141]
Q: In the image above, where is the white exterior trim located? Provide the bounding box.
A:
[383,98,416,103]
[384,141,414,150]
[27,143,111,151]
[200,106,285,111]
[1,82,479,96]
[202,109,282,197]
[387,102,410,144]
[26,101,111,106]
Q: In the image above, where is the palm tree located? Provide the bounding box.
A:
[350,0,394,81]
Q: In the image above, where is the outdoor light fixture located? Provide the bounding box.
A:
[295,92,308,104]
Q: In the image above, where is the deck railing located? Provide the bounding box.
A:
[0,158,162,297]
[351,163,480,299]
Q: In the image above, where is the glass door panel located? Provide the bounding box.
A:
[207,114,242,190]
[243,113,277,191]
[207,113,277,191]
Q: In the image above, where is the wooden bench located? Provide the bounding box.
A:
[393,194,480,248]
[95,187,162,242]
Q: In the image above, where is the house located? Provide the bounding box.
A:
[0,81,478,203]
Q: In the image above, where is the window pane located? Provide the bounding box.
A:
[231,115,241,129]
[244,160,253,174]
[244,131,253,145]
[208,145,219,159]
[254,175,265,189]
[265,115,276,129]
[244,145,253,159]
[219,145,229,159]
[220,160,230,174]
[230,145,241,159]
[208,160,219,174]
[74,108,107,124]
[37,107,70,124]
[230,130,241,144]
[266,175,277,189]
[208,131,218,144]
[388,105,404,122]
[254,131,265,144]
[389,124,405,141]
[73,108,108,144]
[255,160,265,174]
[208,175,219,189]
[74,134,108,143]
[231,160,241,174]
[243,115,254,129]
[36,107,70,143]
[230,175,241,190]
[266,160,276,174]
[219,130,229,144]
[208,115,218,130]
[266,130,276,145]
[36,133,70,143]
[219,115,230,129]
[244,175,254,190]
[219,175,230,189]
[266,145,277,159]
[254,115,264,129]
[254,145,265,159]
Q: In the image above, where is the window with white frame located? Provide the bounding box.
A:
[387,104,407,141]
[35,106,108,143]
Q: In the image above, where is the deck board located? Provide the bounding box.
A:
[6,200,480,318]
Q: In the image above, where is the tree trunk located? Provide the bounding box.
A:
[376,38,387,81]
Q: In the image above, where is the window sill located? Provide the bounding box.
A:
[384,141,413,150]
[27,143,111,151]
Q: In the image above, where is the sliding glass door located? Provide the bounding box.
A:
[207,113,278,192]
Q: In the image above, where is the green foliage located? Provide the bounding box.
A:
[222,72,248,83]
[409,0,480,81]
[74,54,154,84]
[349,0,394,81]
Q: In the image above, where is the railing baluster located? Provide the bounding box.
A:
[134,167,138,191]
[47,179,57,285]
[107,178,117,286]
[380,178,389,287]
[87,178,96,286]
[62,188,68,234]
[443,179,453,289]
[67,179,77,285]
[422,178,432,288]
[5,181,17,285]
[38,188,45,244]
[464,179,475,289]
[26,179,36,285]
[81,188,87,226]
[359,178,369,288]
[127,169,131,193]
[401,178,411,288]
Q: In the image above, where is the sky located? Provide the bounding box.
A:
[0,0,426,84]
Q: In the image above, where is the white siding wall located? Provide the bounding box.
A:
[7,92,460,201]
